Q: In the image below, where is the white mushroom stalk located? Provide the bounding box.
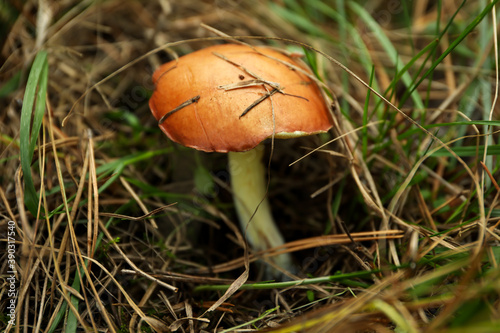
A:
[228,144,293,276]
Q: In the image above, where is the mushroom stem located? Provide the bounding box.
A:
[228,144,294,276]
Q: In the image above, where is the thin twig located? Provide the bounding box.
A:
[239,88,279,118]
[158,95,200,124]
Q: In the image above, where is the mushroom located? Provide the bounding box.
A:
[149,44,332,276]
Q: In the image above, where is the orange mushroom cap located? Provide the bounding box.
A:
[149,44,332,153]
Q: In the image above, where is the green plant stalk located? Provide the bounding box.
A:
[193,268,384,293]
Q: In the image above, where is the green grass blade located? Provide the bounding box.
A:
[311,0,380,91]
[370,299,418,333]
[46,302,67,333]
[348,1,425,111]
[65,270,81,333]
[401,0,499,105]
[0,70,22,98]
[374,38,439,137]
[432,144,500,157]
[46,269,82,333]
[19,50,48,216]
[31,61,48,153]
[193,268,384,293]
[363,66,375,158]
[269,2,331,39]
[219,306,279,333]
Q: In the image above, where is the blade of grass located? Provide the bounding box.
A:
[363,65,376,159]
[39,148,174,211]
[400,0,464,108]
[48,106,117,332]
[219,306,279,333]
[269,2,331,39]
[334,0,350,113]
[348,2,425,111]
[94,147,172,176]
[65,271,82,333]
[401,0,500,106]
[369,299,418,333]
[193,268,386,293]
[396,120,500,140]
[46,301,67,333]
[422,0,442,113]
[432,144,500,157]
[310,0,380,91]
[375,38,440,140]
[480,0,499,191]
[0,70,22,98]
[20,50,48,216]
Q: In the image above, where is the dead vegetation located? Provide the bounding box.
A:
[1,0,500,332]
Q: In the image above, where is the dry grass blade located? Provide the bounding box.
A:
[87,131,99,261]
[2,1,500,332]
[97,218,178,292]
[98,203,176,221]
[48,104,116,331]
[200,204,250,313]
[197,230,403,274]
